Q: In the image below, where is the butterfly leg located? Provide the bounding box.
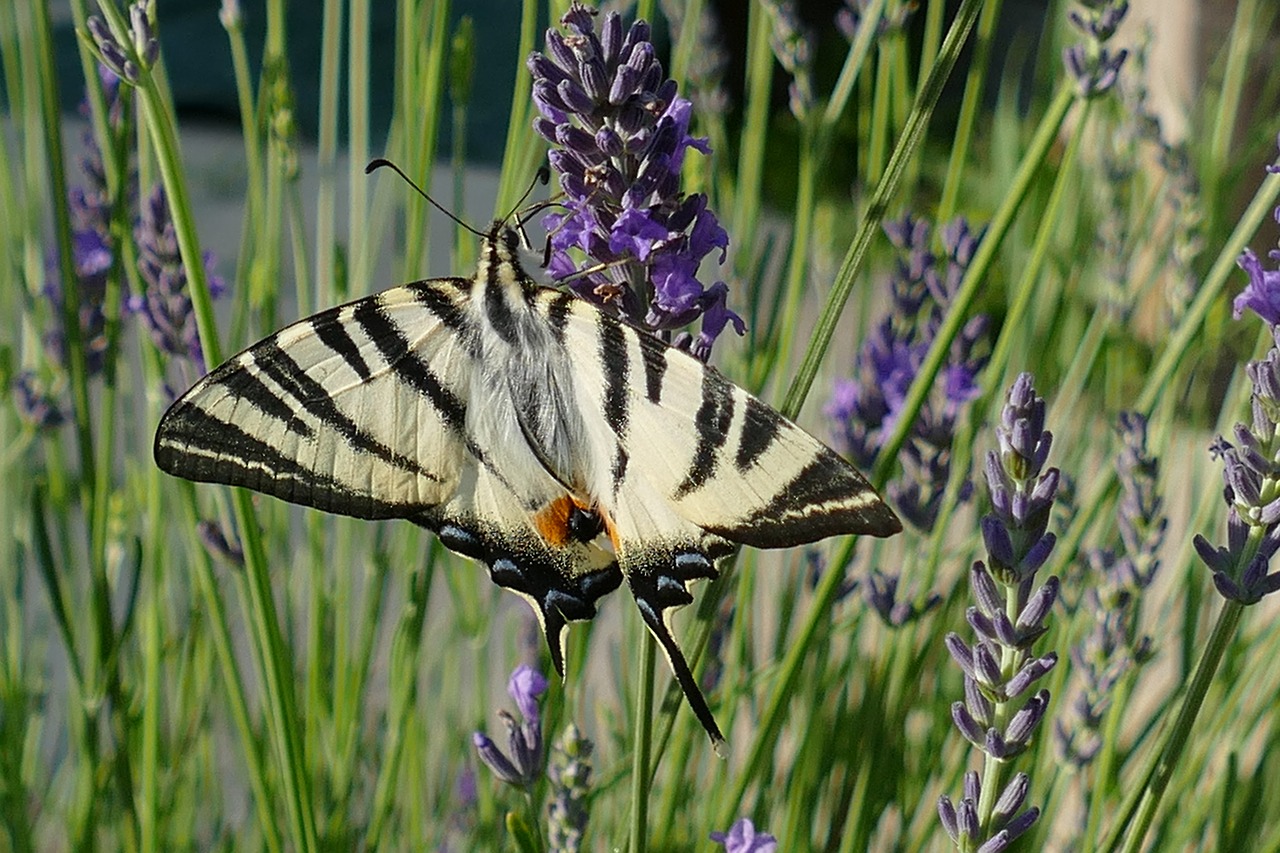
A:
[625,550,726,753]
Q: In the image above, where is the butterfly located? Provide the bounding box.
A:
[154,220,901,750]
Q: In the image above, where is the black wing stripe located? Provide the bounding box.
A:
[353,298,469,436]
[156,405,414,519]
[717,454,901,545]
[252,337,439,480]
[598,315,630,490]
[544,291,575,345]
[638,332,668,405]
[213,365,314,438]
[673,368,734,498]
[406,281,469,334]
[735,395,781,471]
[310,307,372,382]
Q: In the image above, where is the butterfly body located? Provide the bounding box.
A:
[155,223,900,748]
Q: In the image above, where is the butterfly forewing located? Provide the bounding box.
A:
[155,280,476,518]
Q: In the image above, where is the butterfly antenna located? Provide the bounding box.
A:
[365,158,485,239]
[506,165,552,249]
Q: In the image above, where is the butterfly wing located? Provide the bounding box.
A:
[155,278,478,517]
[155,275,621,670]
[528,288,900,747]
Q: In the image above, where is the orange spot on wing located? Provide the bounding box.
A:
[533,496,576,548]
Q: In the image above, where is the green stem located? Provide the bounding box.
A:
[1119,600,1246,852]
[730,1,774,264]
[936,0,1003,222]
[629,630,656,853]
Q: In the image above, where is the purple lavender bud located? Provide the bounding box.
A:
[965,676,994,727]
[473,732,524,786]
[1004,690,1050,749]
[952,702,986,748]
[945,633,977,680]
[1212,571,1244,601]
[709,817,778,853]
[474,665,549,789]
[1193,534,1230,574]
[508,664,548,722]
[970,563,1004,616]
[991,773,1030,825]
[974,641,1003,689]
[958,793,980,839]
[1000,807,1041,842]
[129,2,158,69]
[976,831,1014,853]
[938,796,960,840]
[1016,577,1059,634]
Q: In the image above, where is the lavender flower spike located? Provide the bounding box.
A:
[1062,0,1130,98]
[473,664,548,789]
[940,374,1059,851]
[130,184,225,374]
[529,3,743,360]
[546,723,593,853]
[1194,151,1280,602]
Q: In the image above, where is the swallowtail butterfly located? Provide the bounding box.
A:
[154,221,901,749]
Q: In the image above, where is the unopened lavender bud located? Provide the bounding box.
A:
[946,634,975,678]
[1017,577,1059,632]
[1004,690,1050,748]
[958,796,980,839]
[991,773,1030,824]
[1002,807,1041,840]
[974,641,1003,688]
[952,702,986,747]
[971,562,1004,615]
[129,3,158,69]
[938,797,959,840]
[965,676,994,727]
[473,732,522,786]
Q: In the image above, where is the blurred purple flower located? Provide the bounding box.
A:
[837,0,918,41]
[1056,412,1164,767]
[546,723,593,853]
[1063,1,1129,98]
[863,568,941,628]
[473,664,548,788]
[129,184,225,373]
[11,371,65,431]
[529,3,742,360]
[710,817,777,853]
[40,64,136,381]
[826,214,989,531]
